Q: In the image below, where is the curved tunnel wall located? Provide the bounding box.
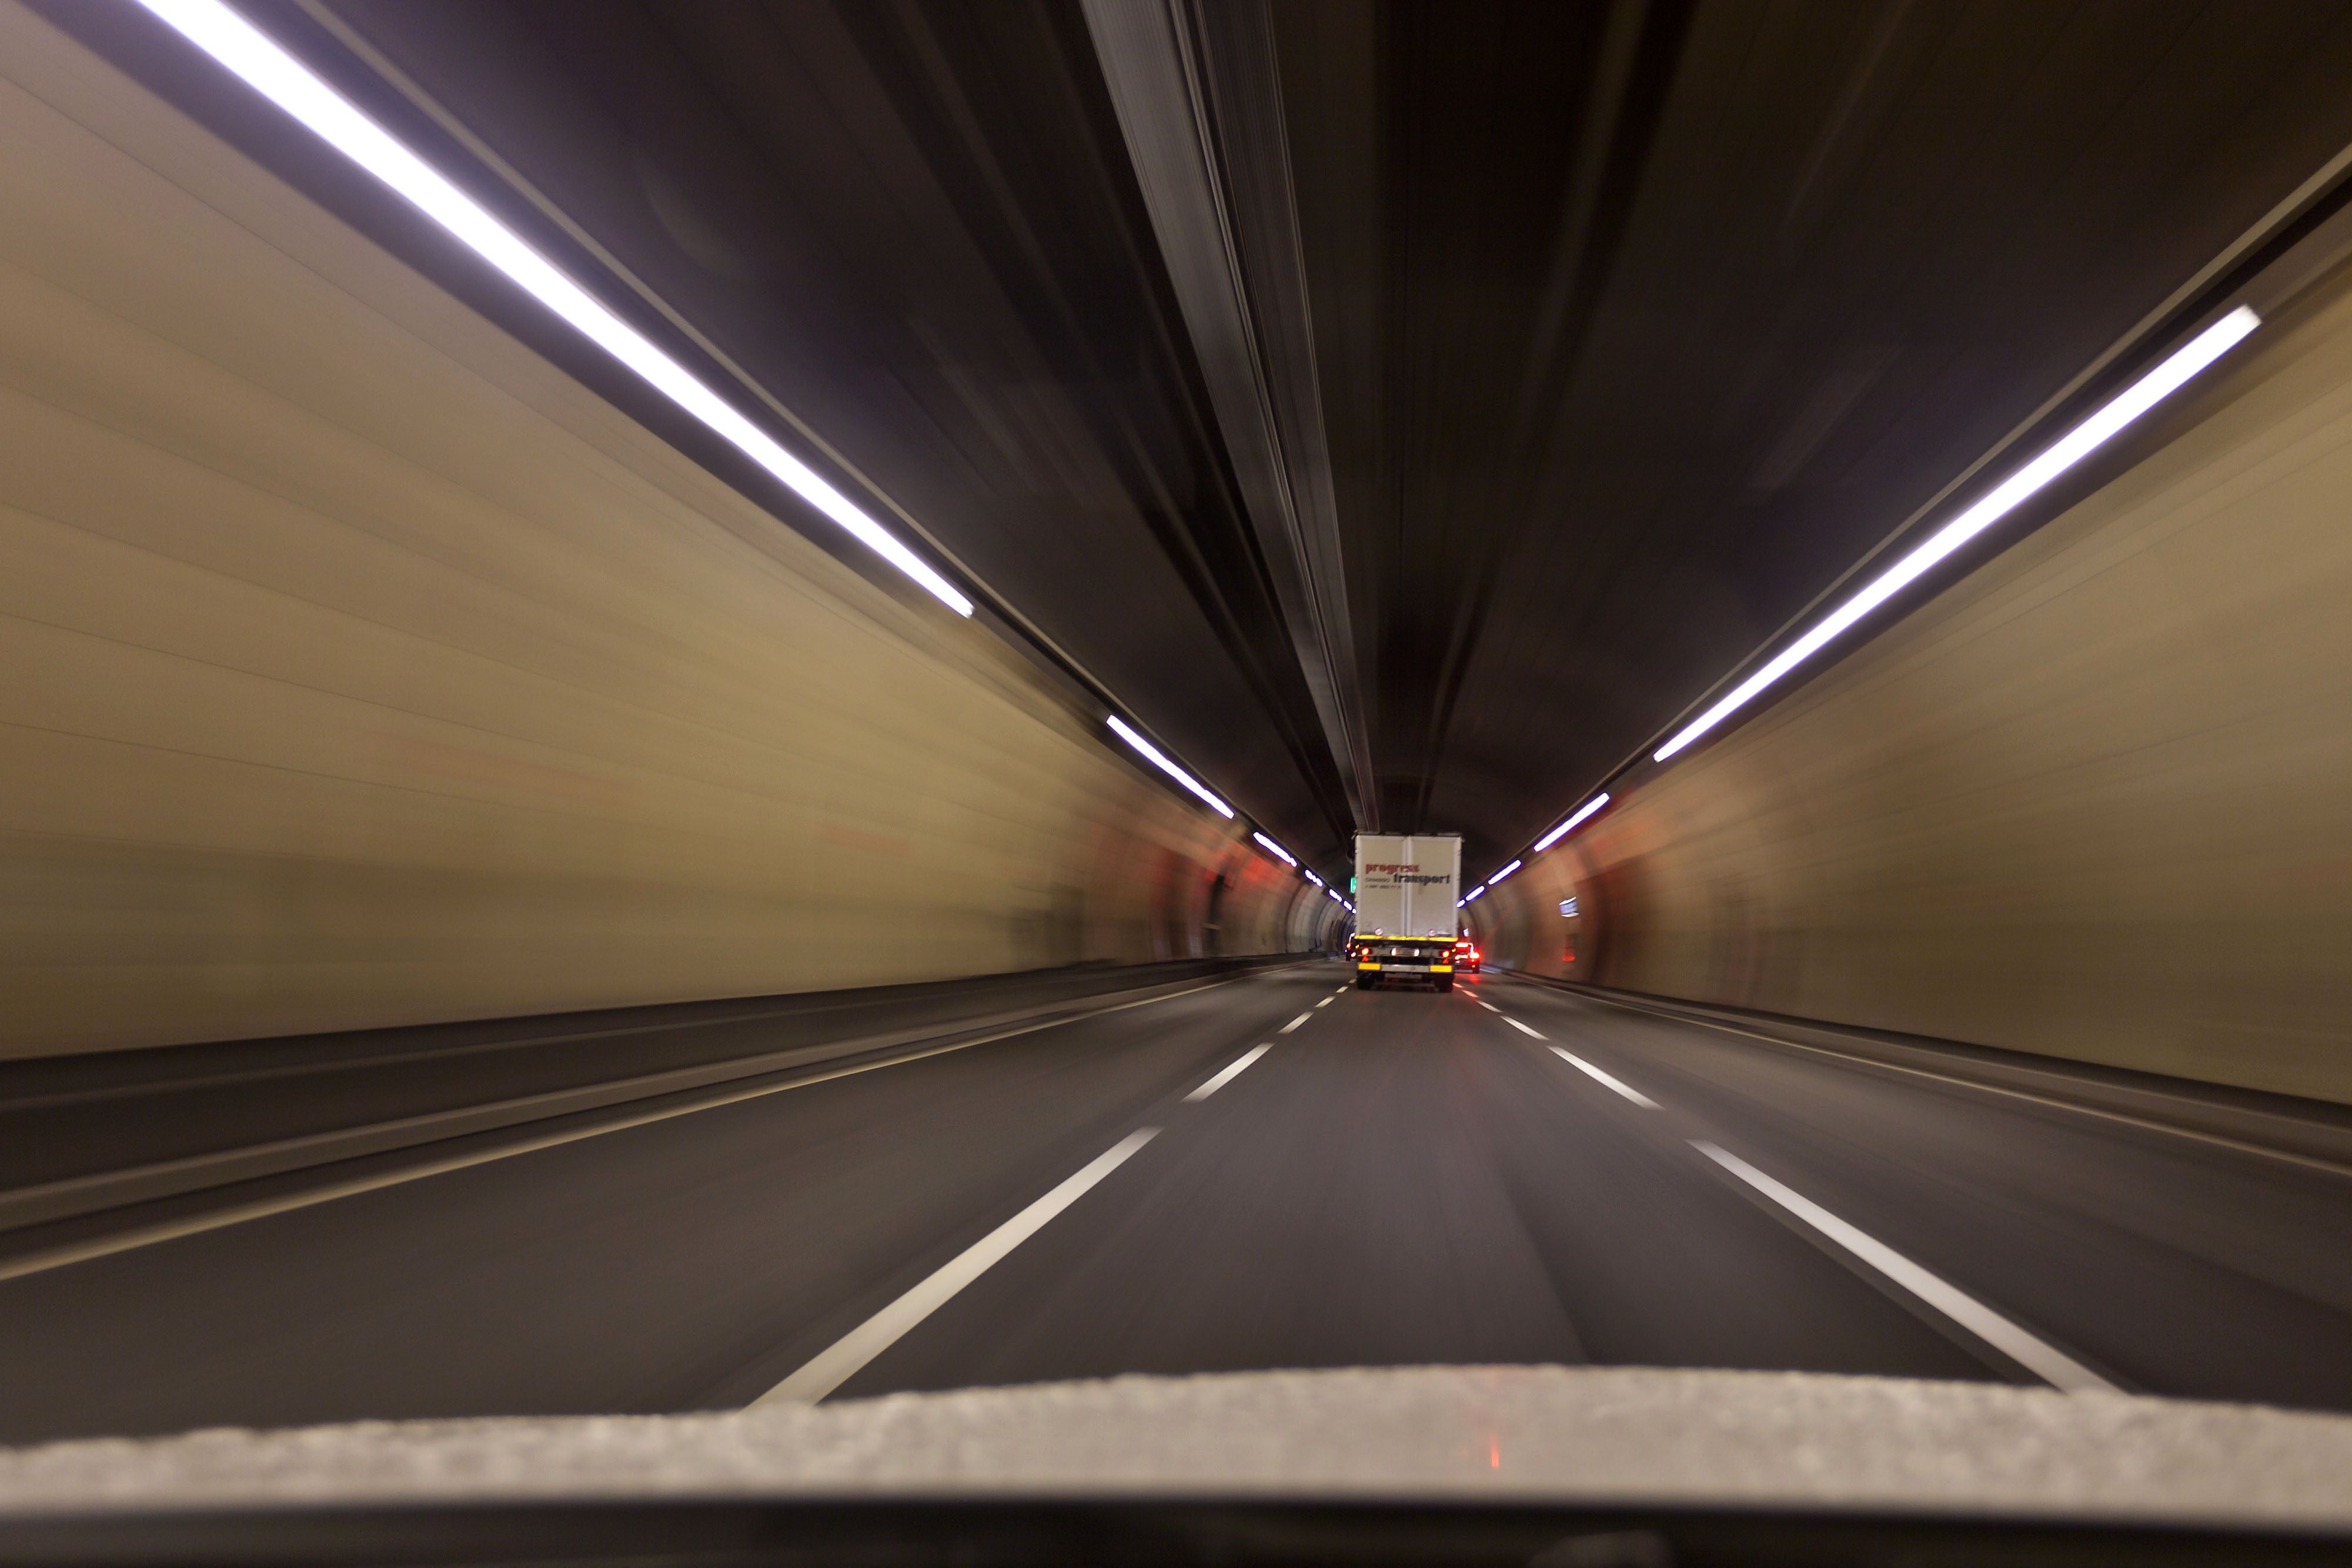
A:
[0,12,1336,1059]
[1475,262,2352,1105]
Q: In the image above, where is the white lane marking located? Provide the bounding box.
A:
[0,973,1257,1285]
[1475,1000,1501,1014]
[1561,987,2352,1182]
[1505,1018,1545,1039]
[756,1129,1161,1406]
[1185,1044,1272,1102]
[1334,987,1349,995]
[1315,997,1334,1008]
[1691,1141,2118,1393]
[1550,1048,1659,1109]
[1279,1011,1314,1033]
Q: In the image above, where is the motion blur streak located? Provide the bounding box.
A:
[7,967,2350,1440]
[1653,307,2260,761]
[1471,286,2352,1101]
[8,0,2352,1503]
[0,6,1333,1053]
[128,0,975,616]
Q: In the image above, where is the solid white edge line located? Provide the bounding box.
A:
[1549,1048,1659,1109]
[1690,1141,2117,1393]
[754,1128,1162,1406]
[1506,1018,1545,1039]
[1184,1044,1272,1103]
[1279,1011,1313,1033]
[1553,985,2352,1182]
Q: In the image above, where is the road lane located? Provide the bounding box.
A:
[830,981,1992,1398]
[0,965,1336,1442]
[4,958,2350,1448]
[757,1128,1165,1405]
[1481,974,2352,1409]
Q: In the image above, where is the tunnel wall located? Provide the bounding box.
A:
[0,10,1335,1059]
[1474,262,2352,1105]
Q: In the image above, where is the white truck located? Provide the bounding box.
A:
[1349,833,1463,991]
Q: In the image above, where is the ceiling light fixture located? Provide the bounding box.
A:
[1534,793,1611,852]
[131,0,974,617]
[1251,831,1298,867]
[1303,870,1325,887]
[1655,306,2258,762]
[1462,886,1486,905]
[1106,717,1234,818]
[1489,860,1523,885]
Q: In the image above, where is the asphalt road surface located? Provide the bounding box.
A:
[4,963,2350,1443]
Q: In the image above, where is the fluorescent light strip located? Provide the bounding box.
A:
[1534,793,1610,852]
[1106,716,1234,818]
[1462,885,1486,904]
[1655,306,2259,763]
[1489,860,1522,885]
[1251,831,1298,867]
[133,0,974,617]
[1303,870,1325,887]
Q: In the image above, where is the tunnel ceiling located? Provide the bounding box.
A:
[58,0,2352,875]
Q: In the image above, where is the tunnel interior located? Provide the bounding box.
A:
[5,0,2352,1524]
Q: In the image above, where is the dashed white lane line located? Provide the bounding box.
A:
[1550,1047,1659,1109]
[755,1128,1162,1406]
[1185,1044,1272,1102]
[0,974,1257,1288]
[1505,1017,1545,1039]
[1279,1011,1314,1033]
[1690,1141,2118,1393]
[1315,997,1335,1008]
[1475,1000,1501,1014]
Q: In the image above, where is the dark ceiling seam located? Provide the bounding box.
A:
[1409,0,1696,834]
[848,0,1356,851]
[1079,0,1377,836]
